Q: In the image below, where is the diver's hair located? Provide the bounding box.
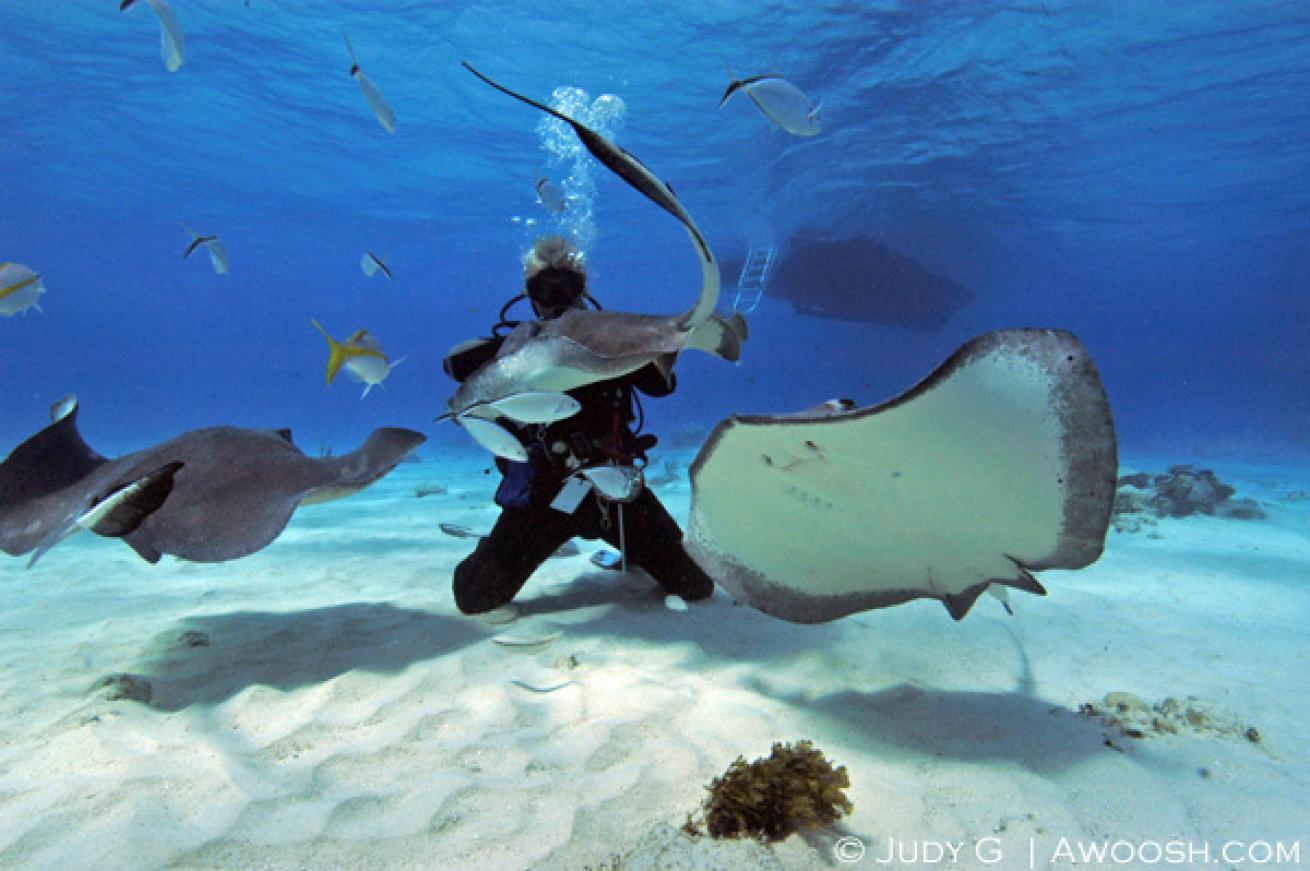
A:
[523,234,586,279]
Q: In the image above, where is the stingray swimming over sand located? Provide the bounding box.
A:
[450,64,1117,622]
[685,329,1118,622]
[0,397,425,566]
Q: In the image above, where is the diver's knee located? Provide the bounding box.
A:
[679,574,715,602]
[651,561,715,602]
[453,554,513,615]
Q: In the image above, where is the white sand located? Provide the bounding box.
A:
[0,454,1307,870]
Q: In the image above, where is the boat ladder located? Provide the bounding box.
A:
[732,246,777,313]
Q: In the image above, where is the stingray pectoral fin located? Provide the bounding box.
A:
[652,352,679,388]
[686,312,747,362]
[684,329,1117,624]
[726,311,748,342]
[942,583,991,621]
[0,398,108,516]
[997,559,1046,596]
[127,539,163,564]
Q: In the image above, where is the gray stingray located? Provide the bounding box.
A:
[448,64,741,454]
[0,397,426,566]
[447,308,748,421]
[684,329,1118,623]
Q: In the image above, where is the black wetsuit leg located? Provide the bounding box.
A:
[452,502,577,615]
[598,489,715,601]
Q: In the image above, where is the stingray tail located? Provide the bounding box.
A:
[675,225,722,330]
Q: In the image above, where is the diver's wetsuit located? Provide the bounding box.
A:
[445,335,715,615]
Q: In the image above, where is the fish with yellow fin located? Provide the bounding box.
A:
[0,262,46,316]
[311,320,403,399]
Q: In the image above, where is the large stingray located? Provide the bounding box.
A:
[0,398,426,566]
[447,308,747,418]
[447,65,741,456]
[684,329,1118,623]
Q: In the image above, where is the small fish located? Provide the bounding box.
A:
[508,678,578,693]
[360,251,394,280]
[720,73,821,137]
[342,30,397,134]
[122,0,184,73]
[535,175,566,214]
[181,225,228,274]
[455,417,529,462]
[438,522,485,540]
[492,632,561,648]
[460,391,582,426]
[434,391,580,461]
[311,319,404,399]
[0,262,46,316]
[576,465,644,502]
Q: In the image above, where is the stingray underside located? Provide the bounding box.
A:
[684,329,1117,623]
[452,311,746,416]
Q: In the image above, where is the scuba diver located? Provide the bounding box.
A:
[444,235,716,615]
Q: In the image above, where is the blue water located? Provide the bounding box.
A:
[3,1,1309,464]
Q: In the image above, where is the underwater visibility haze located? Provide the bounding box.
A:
[1,1,1307,460]
[1,2,1310,869]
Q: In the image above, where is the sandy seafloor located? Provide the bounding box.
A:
[0,449,1306,871]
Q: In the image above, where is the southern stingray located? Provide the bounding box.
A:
[684,329,1118,622]
[0,397,426,566]
[446,65,744,458]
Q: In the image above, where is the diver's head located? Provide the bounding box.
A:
[524,235,587,319]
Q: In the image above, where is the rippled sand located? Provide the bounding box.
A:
[0,458,1305,869]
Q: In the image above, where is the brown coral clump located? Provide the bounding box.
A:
[685,740,853,842]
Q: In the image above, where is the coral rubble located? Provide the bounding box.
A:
[1079,692,1263,745]
[1113,464,1264,534]
[684,740,852,842]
